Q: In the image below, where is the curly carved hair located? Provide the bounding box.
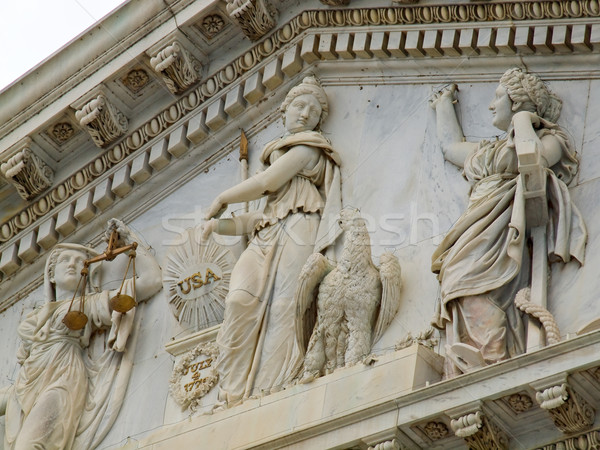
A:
[499,68,562,123]
[280,75,329,129]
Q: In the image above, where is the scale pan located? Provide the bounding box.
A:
[62,311,89,330]
[110,294,137,313]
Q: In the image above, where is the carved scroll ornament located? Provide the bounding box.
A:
[149,41,202,95]
[451,411,509,450]
[226,0,277,41]
[75,94,128,147]
[0,146,54,200]
[536,383,595,434]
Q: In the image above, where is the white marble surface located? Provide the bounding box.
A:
[548,176,600,336]
[578,78,600,185]
[0,69,598,449]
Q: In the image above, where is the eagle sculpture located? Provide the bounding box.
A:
[294,208,403,383]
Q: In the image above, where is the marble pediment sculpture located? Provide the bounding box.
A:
[294,207,403,383]
[0,219,162,450]
[202,75,343,408]
[430,68,587,378]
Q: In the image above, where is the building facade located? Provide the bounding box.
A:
[1,0,600,448]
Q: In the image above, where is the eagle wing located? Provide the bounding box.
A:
[373,252,402,344]
[294,252,334,351]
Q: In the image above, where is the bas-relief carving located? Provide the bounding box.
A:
[164,227,236,332]
[149,40,202,95]
[430,68,587,378]
[74,94,128,147]
[2,5,598,264]
[536,383,595,434]
[395,327,438,351]
[226,0,277,41]
[451,411,509,450]
[538,429,600,450]
[295,208,402,383]
[368,438,404,450]
[320,0,351,5]
[0,141,54,200]
[0,219,161,450]
[169,341,219,411]
[202,76,343,407]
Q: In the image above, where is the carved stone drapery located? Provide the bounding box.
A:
[149,40,202,95]
[536,383,595,434]
[451,411,509,450]
[226,0,277,41]
[0,140,53,200]
[74,94,128,147]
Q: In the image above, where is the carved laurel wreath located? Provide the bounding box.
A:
[169,342,219,411]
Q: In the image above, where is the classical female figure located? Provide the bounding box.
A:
[0,220,162,450]
[203,76,342,407]
[430,68,587,377]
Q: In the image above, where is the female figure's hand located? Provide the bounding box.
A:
[512,110,541,129]
[430,84,458,110]
[204,196,228,220]
[202,219,218,241]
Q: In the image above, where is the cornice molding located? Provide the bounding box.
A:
[0,0,196,140]
[2,2,600,282]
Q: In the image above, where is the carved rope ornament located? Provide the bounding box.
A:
[163,228,236,332]
[169,342,219,411]
[74,94,128,147]
[0,147,54,200]
[150,41,202,95]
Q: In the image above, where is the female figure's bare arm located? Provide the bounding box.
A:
[204,144,321,221]
[202,211,265,239]
[512,111,562,168]
[430,85,478,168]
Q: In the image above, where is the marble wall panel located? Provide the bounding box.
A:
[548,176,600,336]
[578,79,600,185]
[2,70,599,448]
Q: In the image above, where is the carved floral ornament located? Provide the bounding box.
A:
[169,341,219,411]
[200,14,226,38]
[506,392,534,414]
[2,0,600,274]
[123,68,150,93]
[163,227,236,332]
[51,122,75,144]
[422,421,450,441]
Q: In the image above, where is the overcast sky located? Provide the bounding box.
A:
[0,0,127,90]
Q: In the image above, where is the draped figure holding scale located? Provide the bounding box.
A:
[430,68,587,378]
[202,76,342,407]
[0,219,162,450]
